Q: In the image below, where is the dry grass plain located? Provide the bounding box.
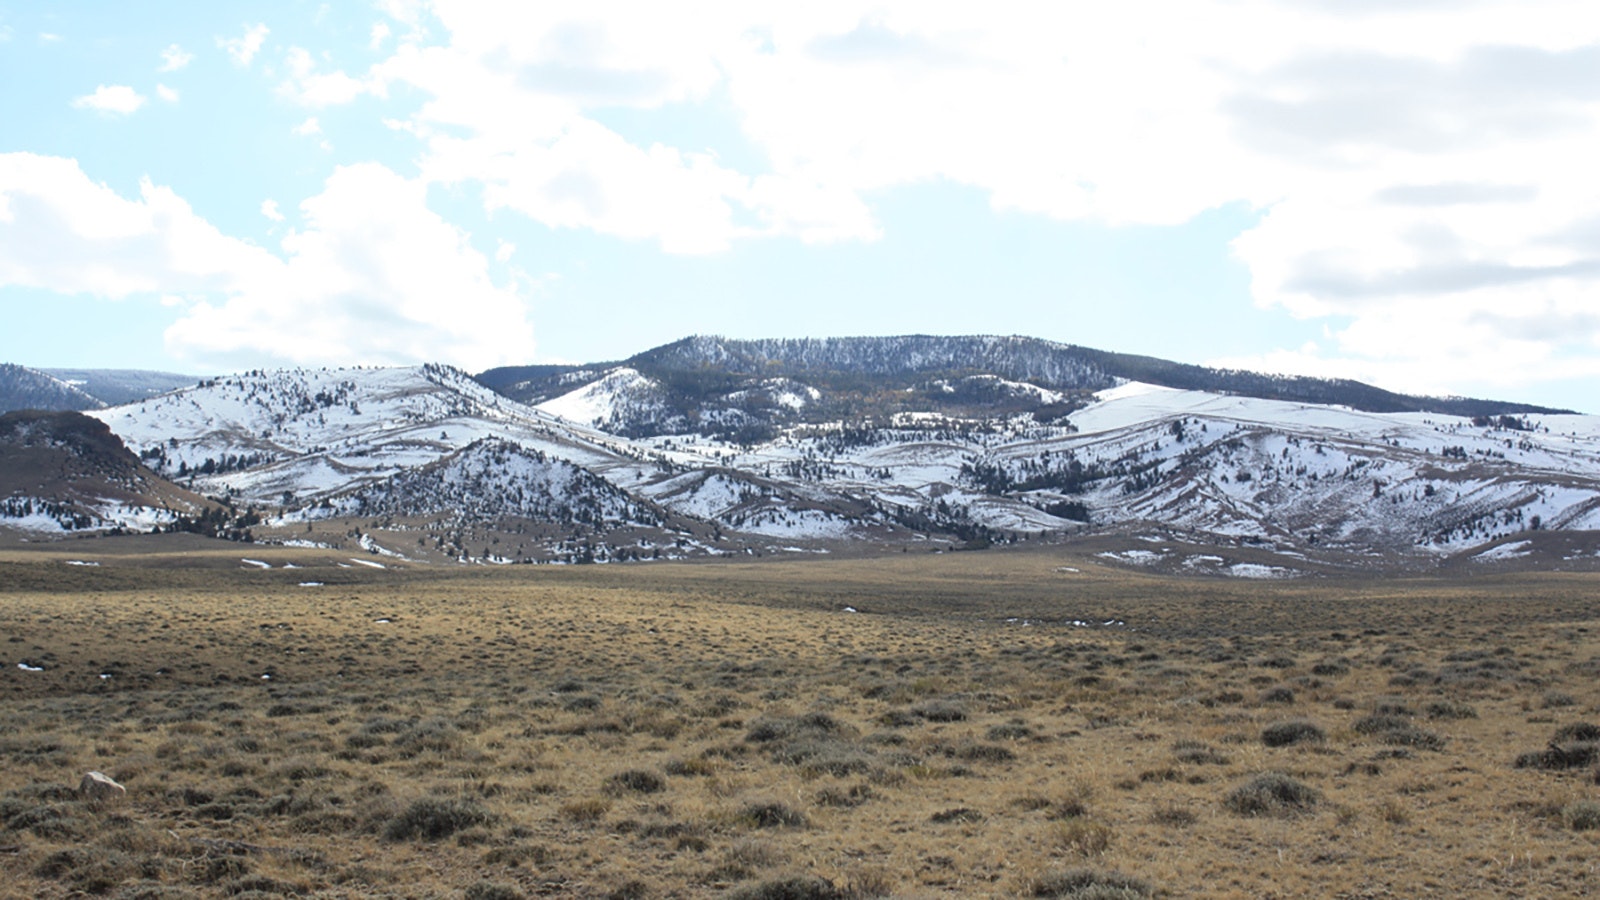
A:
[2,537,1599,898]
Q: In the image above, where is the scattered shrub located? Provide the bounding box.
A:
[815,783,874,808]
[930,807,984,824]
[382,798,492,841]
[1149,803,1197,827]
[1568,801,1600,831]
[1027,867,1153,898]
[911,700,968,723]
[1261,720,1325,747]
[1353,714,1411,735]
[1377,799,1410,825]
[1514,723,1600,770]
[606,879,652,900]
[560,797,612,822]
[725,875,843,900]
[955,742,1015,763]
[465,883,526,900]
[1052,818,1113,855]
[1224,773,1320,817]
[1554,722,1600,742]
[1173,740,1229,766]
[1425,701,1477,720]
[1378,725,1446,751]
[605,769,667,794]
[740,801,807,829]
[393,718,462,757]
[988,723,1035,741]
[664,757,718,777]
[1258,686,1295,705]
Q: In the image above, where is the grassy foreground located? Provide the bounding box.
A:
[2,541,1599,898]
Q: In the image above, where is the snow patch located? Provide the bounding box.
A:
[1226,563,1297,579]
[1475,540,1533,561]
[1097,549,1166,565]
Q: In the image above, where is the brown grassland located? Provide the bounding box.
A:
[2,536,1599,898]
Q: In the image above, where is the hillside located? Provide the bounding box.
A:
[0,410,217,537]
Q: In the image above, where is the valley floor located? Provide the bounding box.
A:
[2,541,1599,898]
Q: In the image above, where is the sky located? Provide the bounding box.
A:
[1,2,1598,412]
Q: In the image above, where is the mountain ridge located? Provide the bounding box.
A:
[480,334,1573,421]
[4,337,1596,574]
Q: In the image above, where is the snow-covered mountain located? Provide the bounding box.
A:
[35,336,1596,571]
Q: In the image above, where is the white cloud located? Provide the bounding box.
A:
[0,153,269,299]
[495,239,514,262]
[39,32,61,44]
[0,153,536,370]
[260,199,284,222]
[217,23,269,66]
[354,0,1600,395]
[158,43,193,72]
[280,46,374,106]
[293,116,323,136]
[156,84,179,103]
[71,85,147,115]
[370,22,392,51]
